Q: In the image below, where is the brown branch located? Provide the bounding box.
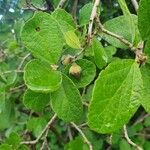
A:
[88,0,100,43]
[123,125,143,150]
[21,114,57,145]
[71,122,93,150]
[96,16,147,64]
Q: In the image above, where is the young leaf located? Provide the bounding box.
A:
[24,59,62,93]
[140,64,150,113]
[64,59,96,88]
[92,38,108,69]
[64,31,81,49]
[138,0,150,40]
[102,15,138,49]
[21,12,64,64]
[23,89,50,112]
[50,74,83,122]
[88,59,143,133]
[79,3,93,26]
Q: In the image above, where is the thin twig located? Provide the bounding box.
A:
[88,0,100,43]
[96,16,135,50]
[40,129,50,150]
[9,84,25,93]
[71,0,78,21]
[57,0,67,9]
[21,114,57,145]
[78,123,88,128]
[2,70,24,74]
[123,125,143,150]
[131,0,139,12]
[134,114,150,125]
[67,126,73,140]
[17,53,30,70]
[24,0,47,11]
[71,122,93,150]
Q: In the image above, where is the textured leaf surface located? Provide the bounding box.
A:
[50,74,83,122]
[52,9,76,28]
[118,0,135,42]
[64,59,96,88]
[64,31,81,49]
[88,59,143,133]
[21,12,64,64]
[138,0,150,40]
[143,37,150,64]
[140,64,150,113]
[102,15,138,49]
[92,39,108,69]
[24,59,62,93]
[79,3,93,26]
[23,89,50,112]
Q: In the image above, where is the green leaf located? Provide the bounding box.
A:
[64,59,96,88]
[118,0,135,42]
[138,0,150,40]
[119,139,131,150]
[5,132,22,149]
[102,15,138,49]
[0,144,12,150]
[64,31,81,49]
[52,9,76,28]
[23,89,50,112]
[140,64,150,113]
[27,117,47,137]
[64,136,89,150]
[79,3,93,26]
[21,12,64,64]
[24,59,62,93]
[88,59,143,133]
[92,38,108,69]
[50,74,83,122]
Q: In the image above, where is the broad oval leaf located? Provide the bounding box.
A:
[21,12,64,64]
[92,38,108,69]
[79,3,93,26]
[64,31,81,49]
[52,9,76,28]
[24,59,62,93]
[50,74,83,122]
[138,0,150,40]
[88,59,143,133]
[23,89,50,112]
[64,59,96,88]
[140,64,150,113]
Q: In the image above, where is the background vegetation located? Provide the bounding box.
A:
[0,0,150,150]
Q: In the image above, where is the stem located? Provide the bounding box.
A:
[57,0,67,9]
[21,114,57,145]
[88,0,100,43]
[131,0,139,12]
[123,125,143,150]
[17,53,30,70]
[71,122,93,150]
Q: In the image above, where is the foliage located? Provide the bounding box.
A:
[0,0,150,149]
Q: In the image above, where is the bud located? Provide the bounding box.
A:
[61,55,74,66]
[69,63,82,79]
